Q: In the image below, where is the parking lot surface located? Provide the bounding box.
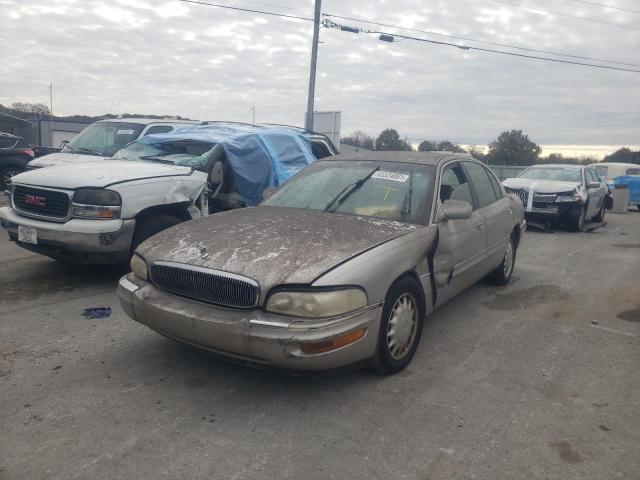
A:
[1,203,639,479]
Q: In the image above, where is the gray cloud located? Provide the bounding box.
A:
[0,0,638,146]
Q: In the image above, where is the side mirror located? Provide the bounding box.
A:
[262,186,277,200]
[439,199,473,221]
[587,181,600,189]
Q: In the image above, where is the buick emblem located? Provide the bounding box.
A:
[199,245,209,259]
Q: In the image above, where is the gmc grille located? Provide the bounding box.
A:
[13,186,70,219]
[150,261,260,309]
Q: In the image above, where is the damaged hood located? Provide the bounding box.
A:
[28,152,106,169]
[138,206,419,291]
[12,160,194,189]
[503,177,580,194]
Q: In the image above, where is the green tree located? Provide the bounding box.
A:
[342,131,375,150]
[418,140,466,153]
[603,148,640,164]
[486,130,541,166]
[375,129,411,151]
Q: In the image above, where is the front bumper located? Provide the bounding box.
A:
[0,206,135,263]
[117,274,382,371]
[522,202,581,219]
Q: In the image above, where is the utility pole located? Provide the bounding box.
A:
[49,83,53,120]
[305,0,321,132]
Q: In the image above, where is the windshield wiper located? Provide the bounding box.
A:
[139,155,176,165]
[76,147,103,156]
[324,167,380,212]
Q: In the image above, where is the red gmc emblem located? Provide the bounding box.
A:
[25,195,46,207]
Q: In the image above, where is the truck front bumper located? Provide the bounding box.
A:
[117,274,382,371]
[0,206,135,264]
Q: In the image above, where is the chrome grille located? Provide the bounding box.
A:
[533,193,556,203]
[13,185,70,219]
[150,261,260,309]
[505,187,527,205]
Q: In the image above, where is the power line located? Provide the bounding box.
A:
[487,0,640,30]
[178,0,313,21]
[323,19,640,73]
[562,0,640,15]
[322,13,640,68]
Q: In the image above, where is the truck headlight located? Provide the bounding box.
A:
[555,195,581,203]
[265,288,367,318]
[72,188,121,219]
[130,254,148,281]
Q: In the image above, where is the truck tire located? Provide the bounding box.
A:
[1,165,25,190]
[567,206,585,232]
[593,200,606,222]
[131,214,182,253]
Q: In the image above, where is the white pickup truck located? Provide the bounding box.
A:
[0,124,333,264]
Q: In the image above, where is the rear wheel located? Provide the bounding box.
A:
[0,166,25,190]
[567,205,585,232]
[487,235,516,286]
[371,277,425,375]
[131,214,182,253]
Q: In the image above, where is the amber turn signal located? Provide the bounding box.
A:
[301,328,366,355]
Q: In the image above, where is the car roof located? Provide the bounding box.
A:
[591,162,638,168]
[528,164,584,169]
[323,151,474,166]
[96,118,199,125]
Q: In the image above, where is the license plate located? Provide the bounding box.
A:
[18,225,38,245]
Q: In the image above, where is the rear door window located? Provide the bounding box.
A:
[464,162,499,208]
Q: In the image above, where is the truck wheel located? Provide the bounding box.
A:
[131,215,182,253]
[567,206,585,232]
[593,200,606,222]
[1,166,25,190]
[487,234,517,286]
[370,276,425,375]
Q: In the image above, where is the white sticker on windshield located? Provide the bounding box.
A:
[116,129,135,135]
[372,171,409,183]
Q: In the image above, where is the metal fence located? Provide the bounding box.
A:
[488,165,527,181]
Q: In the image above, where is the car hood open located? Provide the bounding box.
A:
[12,160,194,189]
[138,206,420,291]
[503,177,580,194]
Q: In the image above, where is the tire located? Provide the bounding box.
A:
[487,234,516,286]
[593,200,605,222]
[131,214,182,253]
[637,205,640,211]
[0,165,25,190]
[567,205,585,232]
[370,276,425,375]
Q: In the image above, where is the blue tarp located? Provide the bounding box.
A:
[138,123,317,206]
[614,175,640,205]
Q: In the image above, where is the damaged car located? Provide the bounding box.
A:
[503,164,610,231]
[118,152,525,374]
[0,125,317,264]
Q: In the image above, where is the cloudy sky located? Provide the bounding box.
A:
[0,0,638,155]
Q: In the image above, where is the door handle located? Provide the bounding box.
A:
[476,221,485,230]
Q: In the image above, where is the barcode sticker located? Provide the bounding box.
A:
[116,129,135,135]
[372,171,409,183]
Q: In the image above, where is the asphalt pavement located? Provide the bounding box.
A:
[1,207,639,480]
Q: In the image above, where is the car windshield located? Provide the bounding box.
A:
[262,160,434,225]
[519,167,582,183]
[112,139,216,169]
[61,122,145,157]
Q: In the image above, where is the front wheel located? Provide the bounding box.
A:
[567,205,585,232]
[487,235,516,286]
[370,277,425,375]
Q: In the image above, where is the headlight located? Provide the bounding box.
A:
[555,195,581,202]
[130,254,148,281]
[266,288,367,318]
[72,188,121,219]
